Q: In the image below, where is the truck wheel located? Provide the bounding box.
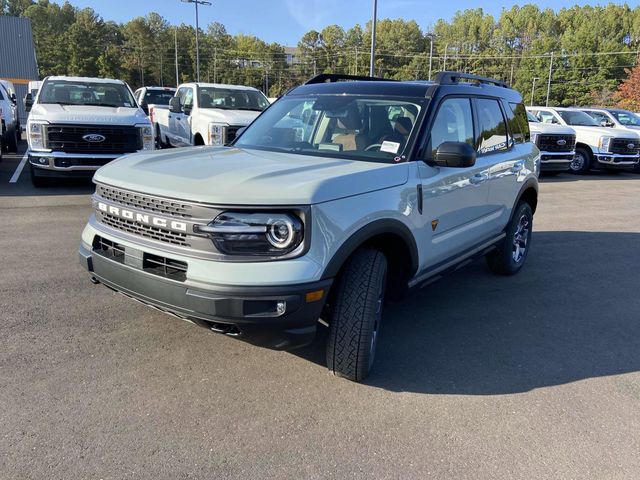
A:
[326,248,387,382]
[155,124,164,149]
[486,202,533,276]
[6,126,18,153]
[569,147,591,174]
[30,164,49,188]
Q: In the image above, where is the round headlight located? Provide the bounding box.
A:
[267,220,295,249]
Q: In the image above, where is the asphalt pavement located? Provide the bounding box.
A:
[1,142,640,479]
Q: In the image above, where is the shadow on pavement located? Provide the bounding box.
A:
[294,231,640,394]
[540,171,639,182]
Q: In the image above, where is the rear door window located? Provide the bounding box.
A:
[475,98,508,155]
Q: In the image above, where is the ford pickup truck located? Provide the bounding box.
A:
[153,82,269,147]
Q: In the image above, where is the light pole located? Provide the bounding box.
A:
[181,0,212,82]
[369,0,377,77]
[531,77,540,106]
[442,43,450,71]
[427,33,435,80]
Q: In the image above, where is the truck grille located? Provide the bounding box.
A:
[536,134,576,152]
[97,211,189,246]
[45,124,142,154]
[610,138,640,155]
[96,184,193,219]
[225,126,243,144]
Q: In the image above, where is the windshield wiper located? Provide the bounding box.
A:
[233,107,265,111]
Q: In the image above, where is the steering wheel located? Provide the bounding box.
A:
[365,143,382,152]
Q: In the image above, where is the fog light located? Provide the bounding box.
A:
[38,157,47,165]
[276,301,286,316]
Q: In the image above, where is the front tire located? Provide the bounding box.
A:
[30,163,50,188]
[486,202,533,276]
[6,126,18,153]
[326,249,387,382]
[569,147,591,174]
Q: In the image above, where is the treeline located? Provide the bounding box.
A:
[3,0,640,106]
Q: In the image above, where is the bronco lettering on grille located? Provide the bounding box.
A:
[97,201,188,232]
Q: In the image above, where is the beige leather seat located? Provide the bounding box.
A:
[333,106,367,151]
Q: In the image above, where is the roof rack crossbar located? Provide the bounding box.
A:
[304,73,397,85]
[435,71,510,89]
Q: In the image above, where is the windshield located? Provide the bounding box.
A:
[610,110,640,126]
[526,112,539,123]
[558,110,599,126]
[39,80,137,108]
[234,95,424,163]
[198,87,269,111]
[144,90,175,105]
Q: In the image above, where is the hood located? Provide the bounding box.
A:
[94,147,409,205]
[197,108,262,126]
[528,122,575,135]
[29,104,148,125]
[569,125,640,139]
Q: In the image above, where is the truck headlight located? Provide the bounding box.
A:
[195,211,304,256]
[137,124,154,150]
[28,121,48,151]
[208,122,227,146]
[599,136,613,153]
[530,132,538,145]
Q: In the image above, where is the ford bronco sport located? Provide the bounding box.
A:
[80,72,539,382]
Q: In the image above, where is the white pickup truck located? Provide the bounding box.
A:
[527,111,576,173]
[527,106,640,174]
[25,76,154,187]
[153,82,269,147]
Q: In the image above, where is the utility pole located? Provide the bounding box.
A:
[427,33,435,80]
[509,60,514,85]
[546,51,554,107]
[531,77,540,106]
[213,47,217,83]
[355,47,358,76]
[442,43,449,71]
[181,0,212,82]
[369,0,377,76]
[174,27,179,86]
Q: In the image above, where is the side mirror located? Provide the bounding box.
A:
[169,96,182,113]
[433,142,476,168]
[600,120,614,127]
[24,93,33,112]
[10,93,17,105]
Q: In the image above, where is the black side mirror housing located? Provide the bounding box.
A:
[140,99,148,115]
[433,142,477,168]
[10,93,17,105]
[169,97,182,113]
[234,126,246,139]
[24,93,33,112]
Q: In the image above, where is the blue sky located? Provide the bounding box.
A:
[52,0,636,45]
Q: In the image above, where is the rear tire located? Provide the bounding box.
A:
[6,126,18,153]
[486,202,533,276]
[326,248,387,382]
[569,147,591,174]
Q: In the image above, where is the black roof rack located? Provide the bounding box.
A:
[435,71,510,89]
[304,73,396,85]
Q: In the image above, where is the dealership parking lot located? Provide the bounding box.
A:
[1,141,640,479]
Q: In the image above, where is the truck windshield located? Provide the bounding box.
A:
[234,95,425,163]
[145,90,175,105]
[39,80,137,108]
[558,110,599,126]
[198,87,269,111]
[609,110,640,126]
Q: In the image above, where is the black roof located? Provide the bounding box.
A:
[287,72,523,103]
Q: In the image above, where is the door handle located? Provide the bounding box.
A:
[470,173,487,185]
[511,163,524,173]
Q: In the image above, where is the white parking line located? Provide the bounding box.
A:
[9,152,29,184]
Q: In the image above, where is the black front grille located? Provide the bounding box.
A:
[610,138,640,155]
[225,126,242,144]
[98,212,189,246]
[96,184,193,219]
[537,134,576,152]
[45,124,142,154]
[54,158,114,168]
[143,253,187,282]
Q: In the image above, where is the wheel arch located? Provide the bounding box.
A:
[575,142,593,157]
[321,219,419,296]
[193,132,205,145]
[512,178,538,219]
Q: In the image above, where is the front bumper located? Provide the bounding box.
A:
[539,151,574,172]
[79,243,332,350]
[594,153,640,170]
[28,151,137,176]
